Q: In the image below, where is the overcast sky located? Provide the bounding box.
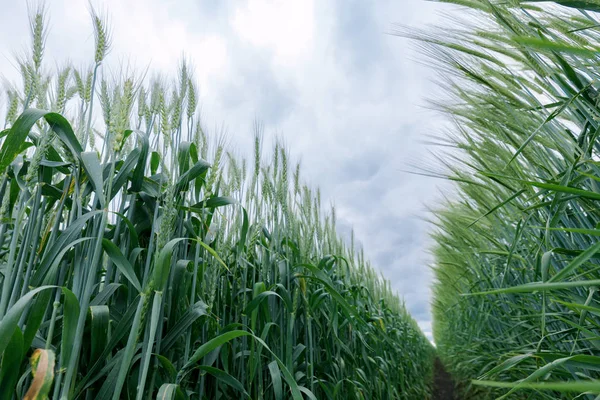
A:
[0,0,453,341]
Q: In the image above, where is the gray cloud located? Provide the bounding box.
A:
[332,0,384,75]
[218,50,298,125]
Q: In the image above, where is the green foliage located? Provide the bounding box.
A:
[420,0,600,398]
[0,6,433,400]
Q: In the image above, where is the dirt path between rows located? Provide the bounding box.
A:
[432,357,457,400]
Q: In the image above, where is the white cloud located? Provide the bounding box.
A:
[100,0,228,93]
[232,0,315,65]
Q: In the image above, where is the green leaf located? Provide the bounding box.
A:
[187,196,237,211]
[471,279,600,295]
[245,290,289,314]
[0,109,46,171]
[90,283,122,306]
[180,330,250,373]
[523,0,600,12]
[300,261,365,326]
[174,159,210,194]
[109,147,140,200]
[298,386,318,400]
[23,290,52,351]
[152,238,187,291]
[150,151,160,175]
[43,112,83,159]
[136,291,163,400]
[0,286,55,357]
[268,360,283,400]
[111,294,146,400]
[161,300,208,352]
[514,36,600,56]
[0,109,83,174]
[549,241,600,282]
[156,383,186,400]
[102,239,142,292]
[181,330,303,400]
[156,355,177,382]
[60,288,80,371]
[32,211,102,286]
[472,379,600,393]
[89,305,110,363]
[81,151,105,207]
[0,327,24,399]
[74,297,139,395]
[130,130,149,192]
[198,366,250,399]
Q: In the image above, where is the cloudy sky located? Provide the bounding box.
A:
[0,0,454,341]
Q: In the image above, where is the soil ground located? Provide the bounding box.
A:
[432,357,457,400]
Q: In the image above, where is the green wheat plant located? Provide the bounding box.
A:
[0,5,433,400]
[415,0,600,398]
